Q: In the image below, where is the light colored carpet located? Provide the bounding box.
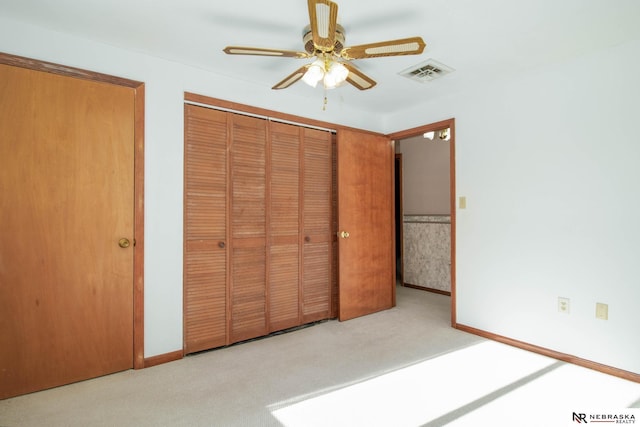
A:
[1,286,638,427]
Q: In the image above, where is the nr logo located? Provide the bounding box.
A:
[573,412,588,423]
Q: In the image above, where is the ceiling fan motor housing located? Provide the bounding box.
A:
[303,24,345,55]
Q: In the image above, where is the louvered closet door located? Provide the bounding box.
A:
[229,114,268,343]
[302,128,333,323]
[184,105,228,353]
[184,101,335,353]
[269,122,302,332]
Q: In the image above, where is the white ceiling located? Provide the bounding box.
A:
[2,0,640,115]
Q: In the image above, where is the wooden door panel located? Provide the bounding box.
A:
[302,128,333,322]
[269,244,300,331]
[231,246,267,341]
[302,242,331,321]
[337,129,395,321]
[184,105,228,353]
[229,114,268,343]
[269,122,301,331]
[0,64,134,398]
[230,115,267,239]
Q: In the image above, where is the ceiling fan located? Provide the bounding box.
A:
[223,0,426,91]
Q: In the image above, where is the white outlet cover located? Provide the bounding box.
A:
[558,297,570,313]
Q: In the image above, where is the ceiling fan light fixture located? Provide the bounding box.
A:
[302,60,325,87]
[301,58,348,89]
[324,61,348,89]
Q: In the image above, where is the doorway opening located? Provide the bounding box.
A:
[394,154,404,284]
[389,119,456,326]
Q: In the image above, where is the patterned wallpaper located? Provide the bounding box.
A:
[403,215,451,293]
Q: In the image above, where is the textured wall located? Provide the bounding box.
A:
[403,215,451,293]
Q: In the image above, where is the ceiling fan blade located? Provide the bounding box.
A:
[307,0,338,52]
[272,65,309,90]
[340,37,426,60]
[342,62,376,90]
[223,46,310,58]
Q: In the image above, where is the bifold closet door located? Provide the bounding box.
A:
[269,122,302,332]
[184,103,334,354]
[229,114,269,343]
[302,128,333,323]
[184,105,228,354]
[268,124,333,329]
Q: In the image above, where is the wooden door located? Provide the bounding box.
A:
[337,128,395,321]
[268,122,302,332]
[0,64,135,399]
[183,103,335,352]
[229,114,268,343]
[268,123,333,329]
[183,105,228,353]
[302,127,333,323]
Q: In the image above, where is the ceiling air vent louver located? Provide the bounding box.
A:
[399,59,454,83]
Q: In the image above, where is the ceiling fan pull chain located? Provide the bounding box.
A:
[323,88,328,111]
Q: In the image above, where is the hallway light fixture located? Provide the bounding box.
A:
[423,128,450,141]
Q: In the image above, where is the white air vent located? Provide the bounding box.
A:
[399,59,454,83]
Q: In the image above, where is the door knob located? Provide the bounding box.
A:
[218,241,226,249]
[118,238,131,248]
[338,231,350,239]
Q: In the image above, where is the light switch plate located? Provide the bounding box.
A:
[459,196,467,209]
[596,302,608,320]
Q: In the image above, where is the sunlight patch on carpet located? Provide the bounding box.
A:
[270,341,559,427]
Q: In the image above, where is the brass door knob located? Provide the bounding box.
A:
[338,231,350,239]
[118,238,131,248]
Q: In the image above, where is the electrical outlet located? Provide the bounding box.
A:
[558,297,570,314]
[596,302,608,320]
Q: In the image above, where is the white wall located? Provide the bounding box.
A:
[387,39,640,375]
[0,16,378,358]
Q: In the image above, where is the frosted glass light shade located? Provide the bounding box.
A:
[301,59,349,89]
[323,62,348,89]
[302,60,325,87]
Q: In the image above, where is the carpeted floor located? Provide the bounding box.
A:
[1,286,638,427]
